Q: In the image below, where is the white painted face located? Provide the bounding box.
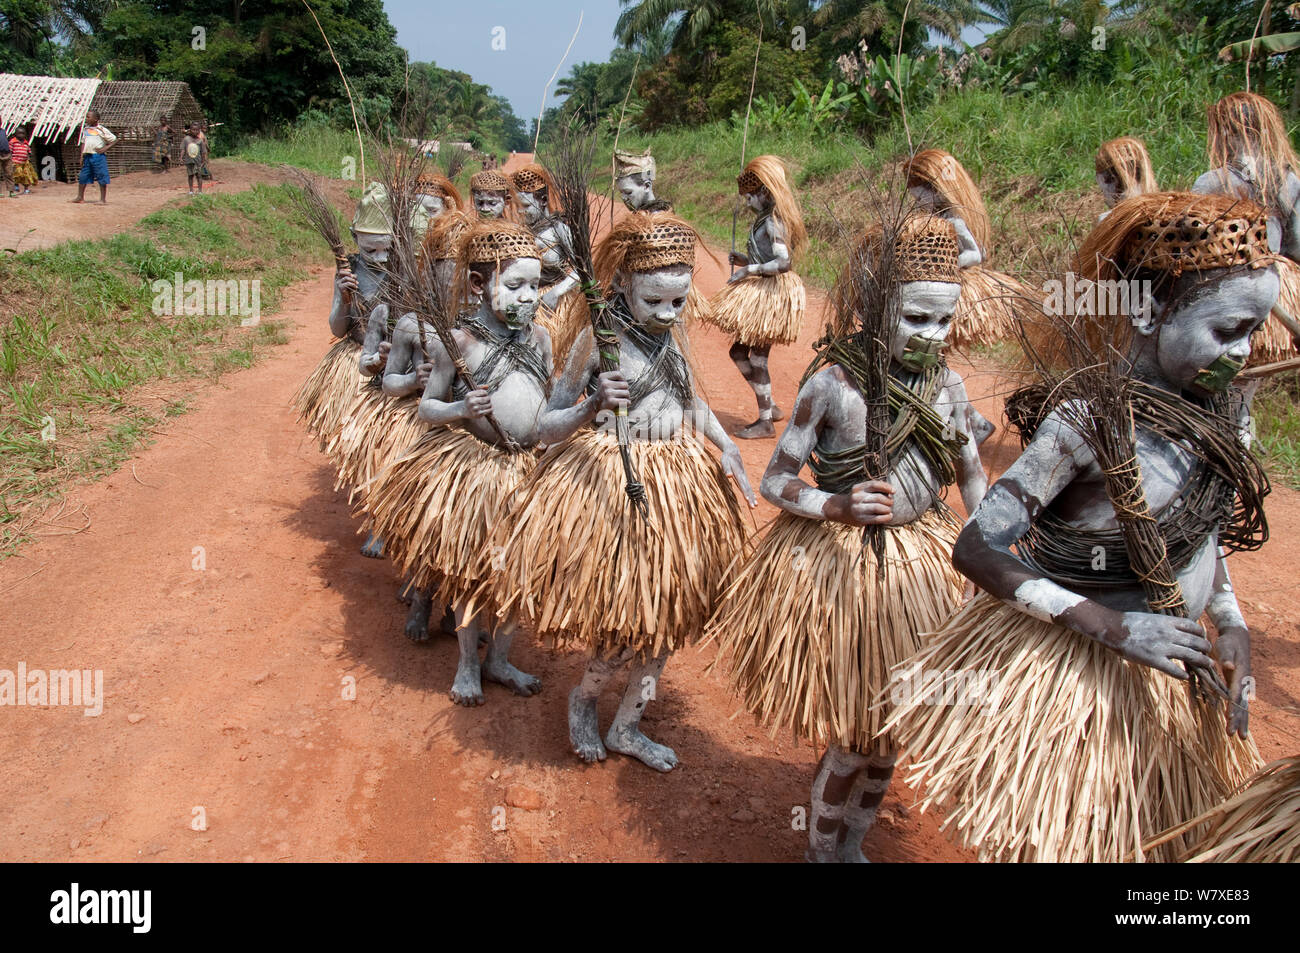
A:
[743,190,769,213]
[1096,171,1121,207]
[617,173,653,210]
[354,230,392,265]
[483,257,542,330]
[619,267,692,333]
[417,193,446,218]
[473,190,506,219]
[890,280,963,367]
[1138,269,1278,393]
[517,190,546,226]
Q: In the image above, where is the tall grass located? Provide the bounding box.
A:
[0,184,322,555]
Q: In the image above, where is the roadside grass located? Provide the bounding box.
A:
[0,184,322,556]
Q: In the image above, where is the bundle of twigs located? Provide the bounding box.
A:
[283,165,353,279]
[375,138,516,450]
[548,119,649,519]
[1014,312,1231,701]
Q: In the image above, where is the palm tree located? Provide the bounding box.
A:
[812,0,978,47]
[615,0,785,55]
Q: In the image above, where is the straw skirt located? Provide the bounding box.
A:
[706,271,806,347]
[882,593,1262,862]
[951,266,1036,349]
[332,395,428,496]
[294,337,364,449]
[1171,756,1300,863]
[1254,257,1300,365]
[475,428,749,660]
[359,427,535,606]
[705,510,964,755]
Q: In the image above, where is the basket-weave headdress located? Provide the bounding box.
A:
[415,172,462,207]
[463,220,540,266]
[1076,192,1273,284]
[859,214,963,285]
[470,170,511,194]
[510,163,562,213]
[595,212,700,288]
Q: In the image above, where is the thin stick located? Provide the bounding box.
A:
[301,0,365,184]
[732,16,764,270]
[1238,354,1300,379]
[535,11,584,153]
[609,51,642,229]
[896,0,914,153]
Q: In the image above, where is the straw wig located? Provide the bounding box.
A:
[904,148,991,255]
[737,155,808,263]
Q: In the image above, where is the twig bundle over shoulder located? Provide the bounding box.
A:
[472,428,748,661]
[705,509,963,755]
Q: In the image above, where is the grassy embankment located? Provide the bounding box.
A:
[0,185,323,555]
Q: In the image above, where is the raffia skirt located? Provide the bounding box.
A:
[535,287,588,374]
[704,510,964,755]
[472,428,749,660]
[950,266,1038,349]
[881,593,1262,863]
[359,427,535,607]
[1253,257,1300,365]
[1165,756,1300,863]
[294,337,364,450]
[332,394,429,497]
[706,271,805,347]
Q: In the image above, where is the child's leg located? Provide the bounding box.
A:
[835,750,896,863]
[807,745,869,862]
[481,619,541,696]
[569,649,632,763]
[448,606,485,707]
[604,650,677,771]
[735,343,778,439]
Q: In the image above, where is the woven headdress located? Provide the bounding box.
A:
[510,163,562,213]
[614,149,656,179]
[1095,137,1157,199]
[594,212,700,288]
[470,170,511,194]
[463,220,539,266]
[861,214,963,284]
[352,181,393,235]
[1075,191,1273,284]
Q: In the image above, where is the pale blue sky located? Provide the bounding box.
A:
[382,2,992,120]
[384,1,622,122]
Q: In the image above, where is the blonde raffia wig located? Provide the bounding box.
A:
[1207,91,1300,216]
[454,219,540,305]
[736,155,808,263]
[1095,137,1157,201]
[420,208,475,265]
[510,162,563,213]
[904,148,991,255]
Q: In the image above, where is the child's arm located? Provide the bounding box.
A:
[381,314,428,397]
[358,304,390,376]
[952,407,1216,682]
[941,372,989,515]
[416,333,474,426]
[538,326,625,445]
[760,368,893,525]
[689,397,757,506]
[1206,554,1252,738]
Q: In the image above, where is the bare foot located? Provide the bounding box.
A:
[605,725,678,772]
[483,659,541,696]
[735,419,775,440]
[359,533,385,559]
[438,606,458,636]
[69,198,84,204]
[449,660,484,707]
[771,405,785,421]
[804,847,840,863]
[403,593,432,643]
[568,688,606,763]
[835,841,870,863]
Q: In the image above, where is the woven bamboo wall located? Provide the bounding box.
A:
[53,82,206,181]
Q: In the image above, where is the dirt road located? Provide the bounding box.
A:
[0,159,1295,862]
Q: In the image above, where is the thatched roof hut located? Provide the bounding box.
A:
[0,75,206,180]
